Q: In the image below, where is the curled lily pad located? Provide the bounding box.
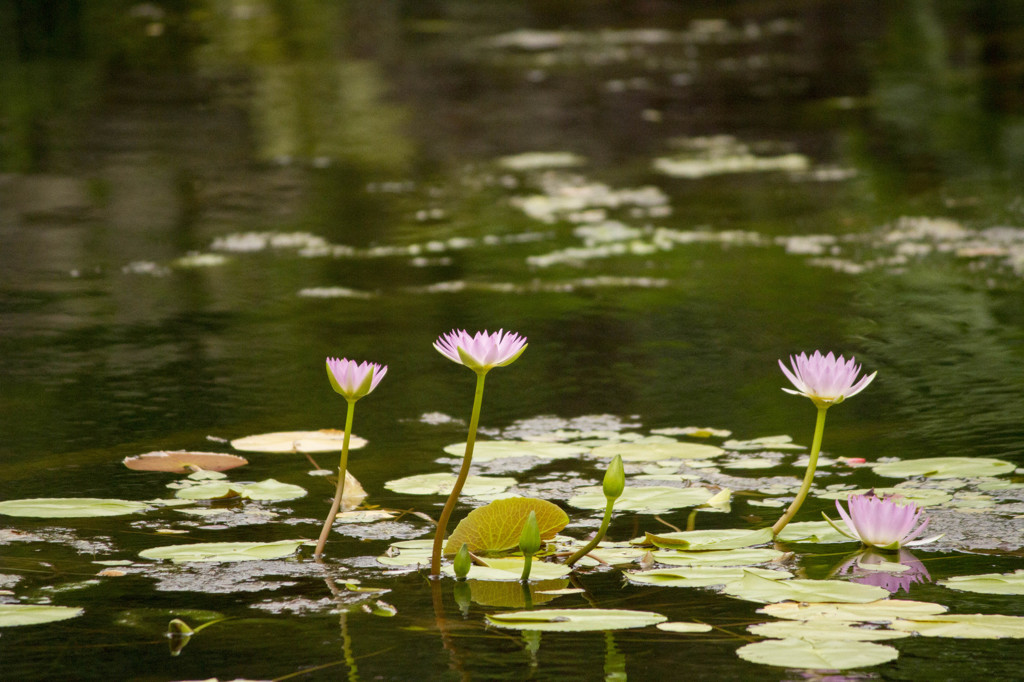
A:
[444,497,568,555]
[723,571,890,604]
[570,486,713,513]
[590,442,723,462]
[385,472,516,497]
[0,604,85,627]
[872,457,1015,479]
[486,608,666,632]
[938,570,1024,595]
[139,539,307,563]
[443,440,587,462]
[231,430,367,453]
[124,451,248,473]
[641,528,774,551]
[736,638,899,670]
[0,498,150,518]
[759,599,947,622]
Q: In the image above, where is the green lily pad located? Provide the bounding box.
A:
[443,557,572,581]
[626,566,792,587]
[817,487,952,507]
[736,638,899,670]
[139,539,307,563]
[723,435,804,451]
[569,486,713,513]
[376,539,432,567]
[231,430,367,453]
[641,527,774,551]
[759,599,947,622]
[652,548,786,566]
[384,472,517,497]
[486,608,666,632]
[0,604,85,627]
[173,479,307,502]
[938,570,1024,595]
[657,621,713,633]
[0,498,150,518]
[748,619,910,641]
[872,457,1015,479]
[722,570,890,604]
[174,481,238,500]
[444,497,568,555]
[443,441,587,462]
[775,520,858,544]
[590,442,723,462]
[890,614,1024,638]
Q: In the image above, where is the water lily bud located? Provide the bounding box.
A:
[453,542,472,580]
[519,511,541,557]
[603,455,625,500]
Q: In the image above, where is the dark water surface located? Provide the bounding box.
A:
[3,2,1024,680]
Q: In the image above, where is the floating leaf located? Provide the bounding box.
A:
[444,498,568,555]
[0,498,150,518]
[817,487,952,507]
[570,486,713,513]
[231,430,367,453]
[736,639,898,670]
[385,472,516,497]
[872,457,1015,479]
[174,482,238,500]
[759,599,947,622]
[172,478,309,503]
[486,608,666,632]
[938,570,1024,595]
[573,545,648,566]
[124,451,248,473]
[642,528,774,551]
[0,604,85,627]
[376,539,432,567]
[443,557,571,581]
[890,614,1024,638]
[722,570,890,604]
[652,548,785,566]
[443,441,587,462]
[657,622,713,633]
[626,566,792,587]
[139,540,307,563]
[590,442,723,462]
[748,620,910,641]
[775,520,858,544]
[723,435,804,451]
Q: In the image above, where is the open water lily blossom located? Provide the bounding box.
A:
[779,351,876,407]
[326,358,387,401]
[827,492,938,550]
[434,329,528,374]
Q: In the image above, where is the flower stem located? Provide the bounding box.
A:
[566,498,615,567]
[772,405,828,537]
[314,398,356,559]
[520,553,533,582]
[430,371,487,578]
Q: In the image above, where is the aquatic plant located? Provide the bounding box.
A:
[315,358,387,559]
[826,491,933,550]
[430,329,528,578]
[518,511,541,582]
[565,454,625,567]
[771,351,875,536]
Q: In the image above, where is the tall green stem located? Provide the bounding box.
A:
[772,405,828,536]
[566,498,615,567]
[430,371,487,578]
[315,398,356,559]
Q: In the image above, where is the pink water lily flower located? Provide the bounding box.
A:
[827,491,934,550]
[326,358,387,401]
[779,350,876,407]
[434,329,527,373]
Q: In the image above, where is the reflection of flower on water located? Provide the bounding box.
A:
[834,549,932,595]
[793,671,877,682]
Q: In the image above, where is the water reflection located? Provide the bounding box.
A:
[833,548,932,595]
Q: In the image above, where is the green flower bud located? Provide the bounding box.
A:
[518,511,541,557]
[453,542,472,580]
[603,454,625,500]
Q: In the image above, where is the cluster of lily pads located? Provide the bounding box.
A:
[4,332,1024,675]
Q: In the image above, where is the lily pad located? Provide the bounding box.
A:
[486,608,666,632]
[172,479,308,502]
[124,451,248,473]
[139,539,307,563]
[938,570,1024,595]
[817,487,952,507]
[736,639,899,670]
[444,497,568,555]
[641,528,774,551]
[570,486,713,513]
[385,472,517,497]
[723,435,804,451]
[890,614,1024,638]
[657,622,713,633]
[722,570,890,604]
[759,599,947,622]
[0,604,85,627]
[443,557,572,581]
[626,566,792,588]
[442,440,587,462]
[748,619,910,641]
[376,539,432,567]
[231,430,367,453]
[775,520,858,544]
[590,442,723,462]
[872,457,1015,479]
[652,548,786,566]
[0,498,150,518]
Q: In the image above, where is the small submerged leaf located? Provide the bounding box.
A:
[590,442,723,462]
[444,498,568,555]
[736,638,899,670]
[570,486,713,513]
[486,608,666,632]
[124,451,249,473]
[872,457,1015,479]
[139,539,307,563]
[642,528,774,551]
[0,498,150,518]
[231,430,367,453]
[0,604,85,627]
[385,472,516,497]
[938,570,1024,595]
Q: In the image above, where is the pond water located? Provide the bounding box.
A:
[3,2,1024,680]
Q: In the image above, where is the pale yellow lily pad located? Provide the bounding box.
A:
[652,547,785,566]
[890,614,1024,638]
[0,604,85,627]
[486,608,666,632]
[626,566,792,587]
[939,569,1024,595]
[748,619,910,641]
[139,539,307,563]
[657,621,713,633]
[723,570,890,604]
[736,638,899,670]
[443,557,571,581]
[872,456,1015,479]
[231,430,367,453]
[642,528,774,551]
[590,442,723,462]
[759,599,947,622]
[385,472,516,497]
[0,498,150,518]
[443,440,587,462]
[570,486,713,513]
